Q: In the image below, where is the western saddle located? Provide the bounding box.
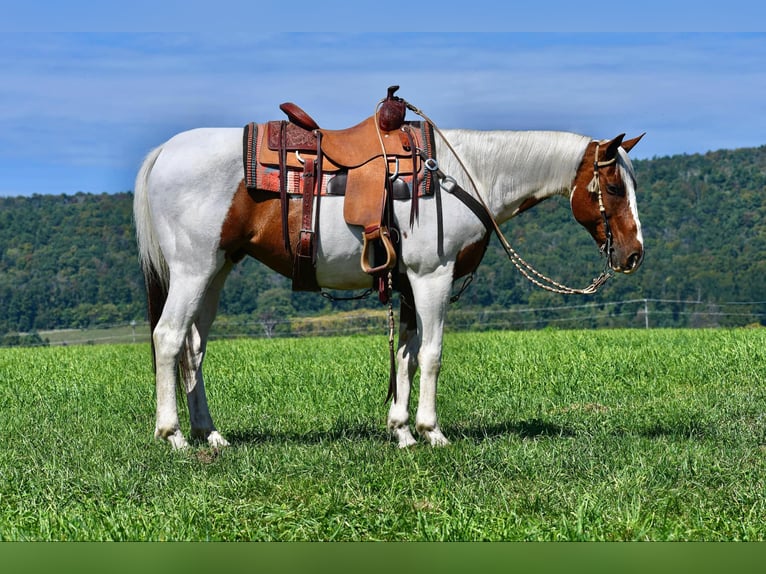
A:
[244,86,436,293]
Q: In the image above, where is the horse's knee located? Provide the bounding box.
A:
[417,346,442,375]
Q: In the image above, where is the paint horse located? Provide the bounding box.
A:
[133,99,644,449]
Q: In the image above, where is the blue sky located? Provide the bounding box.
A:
[1,27,765,196]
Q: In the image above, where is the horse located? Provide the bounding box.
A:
[133,116,645,449]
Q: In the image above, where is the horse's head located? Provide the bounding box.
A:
[570,133,645,274]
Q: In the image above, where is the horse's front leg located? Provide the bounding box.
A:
[409,267,453,447]
[387,281,419,447]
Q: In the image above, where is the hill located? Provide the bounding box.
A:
[1,144,765,339]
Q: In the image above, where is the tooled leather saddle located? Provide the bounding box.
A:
[243,86,436,293]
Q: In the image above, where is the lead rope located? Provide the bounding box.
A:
[404,101,613,296]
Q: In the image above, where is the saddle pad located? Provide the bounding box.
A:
[243,121,437,199]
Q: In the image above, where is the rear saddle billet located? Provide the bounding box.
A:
[244,86,436,292]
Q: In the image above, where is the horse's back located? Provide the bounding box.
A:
[151,128,243,186]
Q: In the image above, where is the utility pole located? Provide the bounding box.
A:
[643,299,649,329]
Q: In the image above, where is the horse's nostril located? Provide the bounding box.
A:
[627,251,643,271]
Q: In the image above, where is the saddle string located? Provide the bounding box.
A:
[385,270,397,403]
[403,100,613,296]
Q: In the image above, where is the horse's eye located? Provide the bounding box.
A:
[606,183,623,196]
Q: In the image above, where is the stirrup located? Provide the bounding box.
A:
[361,225,397,275]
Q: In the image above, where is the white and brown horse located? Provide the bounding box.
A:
[134,124,644,449]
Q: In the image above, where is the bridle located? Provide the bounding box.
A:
[586,140,617,271]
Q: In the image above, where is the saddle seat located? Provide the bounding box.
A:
[262,109,419,173]
[274,109,414,168]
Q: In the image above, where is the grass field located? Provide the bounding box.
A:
[1,328,765,541]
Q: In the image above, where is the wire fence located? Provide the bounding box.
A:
[4,298,763,348]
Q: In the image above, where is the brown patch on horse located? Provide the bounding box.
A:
[453,234,490,280]
[569,136,630,246]
[569,140,604,243]
[219,180,299,276]
[220,181,492,293]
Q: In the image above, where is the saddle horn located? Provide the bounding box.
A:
[378,85,406,132]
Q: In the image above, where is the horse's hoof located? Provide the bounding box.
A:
[207,431,230,449]
[166,429,190,450]
[397,434,418,449]
[191,428,230,448]
[420,427,450,447]
[389,425,418,448]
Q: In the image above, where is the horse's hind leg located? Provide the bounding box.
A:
[181,261,232,448]
[153,261,224,449]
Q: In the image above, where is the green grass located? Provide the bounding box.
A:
[1,328,765,541]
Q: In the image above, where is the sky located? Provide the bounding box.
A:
[1,7,765,197]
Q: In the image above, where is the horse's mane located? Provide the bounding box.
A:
[440,129,593,200]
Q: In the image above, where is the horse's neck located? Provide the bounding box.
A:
[437,129,591,223]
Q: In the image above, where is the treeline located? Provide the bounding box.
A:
[1,144,765,339]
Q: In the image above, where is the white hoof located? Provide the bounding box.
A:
[419,427,450,447]
[191,427,230,448]
[389,424,418,448]
[163,429,189,450]
[397,431,419,449]
[207,431,230,449]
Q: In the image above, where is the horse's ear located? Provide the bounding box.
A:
[604,133,626,160]
[620,132,645,153]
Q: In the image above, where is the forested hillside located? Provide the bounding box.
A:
[0,193,144,334]
[1,144,765,340]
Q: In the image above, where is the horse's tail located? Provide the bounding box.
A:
[133,146,169,354]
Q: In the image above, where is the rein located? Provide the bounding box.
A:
[405,101,613,296]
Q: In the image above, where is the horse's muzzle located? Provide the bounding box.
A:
[611,248,644,274]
